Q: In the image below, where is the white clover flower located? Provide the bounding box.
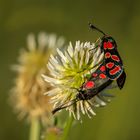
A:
[10,32,65,124]
[42,40,114,120]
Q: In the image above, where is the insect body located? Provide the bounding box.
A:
[89,23,126,89]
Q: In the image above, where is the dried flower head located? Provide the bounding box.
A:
[10,32,65,123]
[43,40,114,120]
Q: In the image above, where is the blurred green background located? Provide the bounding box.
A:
[0,0,140,140]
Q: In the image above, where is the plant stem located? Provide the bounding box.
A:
[61,116,74,140]
[29,117,40,140]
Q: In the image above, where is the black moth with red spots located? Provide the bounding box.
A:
[89,23,126,89]
[51,23,126,114]
[74,23,127,101]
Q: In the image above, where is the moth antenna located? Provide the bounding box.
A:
[89,22,106,35]
[52,99,78,114]
[52,106,65,114]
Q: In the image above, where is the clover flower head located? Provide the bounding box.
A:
[10,32,65,123]
[42,40,114,120]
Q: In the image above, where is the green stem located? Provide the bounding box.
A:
[29,117,40,140]
[61,116,74,140]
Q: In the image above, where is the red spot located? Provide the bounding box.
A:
[107,42,113,49]
[100,65,105,72]
[109,66,121,75]
[99,73,106,79]
[111,55,120,62]
[92,73,98,77]
[84,81,95,89]
[105,52,111,58]
[103,42,108,49]
[103,42,114,50]
[106,62,114,69]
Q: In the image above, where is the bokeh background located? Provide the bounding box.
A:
[0,0,140,140]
